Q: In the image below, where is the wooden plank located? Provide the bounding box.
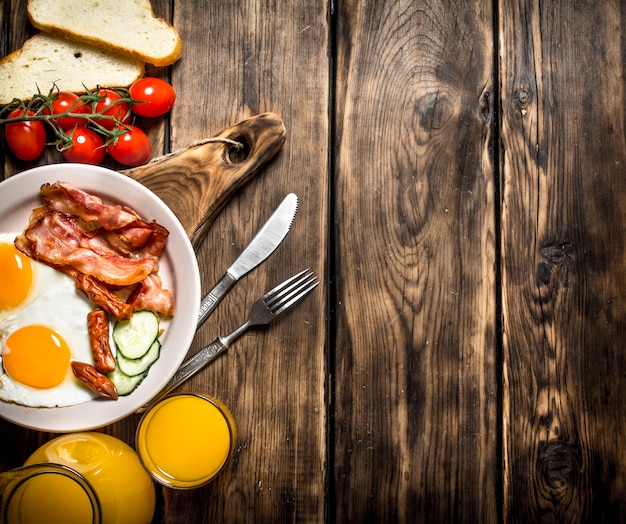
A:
[153,1,329,522]
[499,0,626,520]
[333,0,498,521]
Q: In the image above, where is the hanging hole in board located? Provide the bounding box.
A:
[226,135,251,164]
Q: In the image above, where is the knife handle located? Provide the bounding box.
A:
[135,337,227,414]
[197,272,237,328]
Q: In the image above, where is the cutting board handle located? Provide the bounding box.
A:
[122,112,286,248]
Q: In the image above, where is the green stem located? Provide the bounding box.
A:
[0,88,135,143]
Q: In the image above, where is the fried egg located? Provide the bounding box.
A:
[0,232,98,407]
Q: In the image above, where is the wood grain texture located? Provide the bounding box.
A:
[499,0,626,521]
[333,0,497,521]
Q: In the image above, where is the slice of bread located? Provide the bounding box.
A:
[0,33,144,105]
[28,0,183,67]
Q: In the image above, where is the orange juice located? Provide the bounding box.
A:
[2,464,100,524]
[24,433,154,524]
[136,394,236,488]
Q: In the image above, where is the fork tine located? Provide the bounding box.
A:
[263,268,312,304]
[272,277,319,316]
[266,270,319,315]
[271,271,317,307]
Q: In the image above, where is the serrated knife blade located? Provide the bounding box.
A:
[197,193,298,327]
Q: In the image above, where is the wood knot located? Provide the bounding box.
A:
[517,89,530,104]
[515,87,533,106]
[534,242,574,290]
[540,243,573,265]
[413,92,454,144]
[537,440,581,506]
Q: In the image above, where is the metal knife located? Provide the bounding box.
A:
[196,193,298,328]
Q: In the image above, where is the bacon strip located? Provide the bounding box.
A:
[16,211,157,287]
[41,181,140,230]
[77,274,133,320]
[87,309,116,373]
[41,181,169,258]
[127,274,175,317]
[106,220,169,257]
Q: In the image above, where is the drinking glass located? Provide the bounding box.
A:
[0,463,101,524]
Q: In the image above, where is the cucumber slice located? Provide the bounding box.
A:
[108,366,147,396]
[117,340,160,377]
[113,310,159,359]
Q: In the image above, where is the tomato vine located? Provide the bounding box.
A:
[0,85,136,152]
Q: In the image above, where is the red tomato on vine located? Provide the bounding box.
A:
[93,89,131,130]
[62,127,106,165]
[129,78,176,117]
[44,92,90,131]
[4,109,46,161]
[106,125,151,166]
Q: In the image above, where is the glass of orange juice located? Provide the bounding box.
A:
[0,463,101,524]
[23,432,155,524]
[136,393,237,489]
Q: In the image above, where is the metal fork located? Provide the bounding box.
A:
[136,268,319,413]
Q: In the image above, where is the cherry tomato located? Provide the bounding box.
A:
[106,125,151,166]
[4,109,46,161]
[129,77,176,117]
[44,92,90,131]
[92,89,131,130]
[62,127,106,165]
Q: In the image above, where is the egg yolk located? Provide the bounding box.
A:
[0,242,33,310]
[2,325,71,388]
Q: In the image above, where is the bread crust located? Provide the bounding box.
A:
[30,25,183,67]
[27,0,183,67]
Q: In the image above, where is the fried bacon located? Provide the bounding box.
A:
[41,181,140,230]
[87,309,116,373]
[16,209,158,287]
[127,274,175,317]
[41,182,169,258]
[17,181,178,319]
[77,274,133,320]
[105,220,169,258]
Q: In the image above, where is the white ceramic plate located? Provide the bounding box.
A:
[0,164,200,432]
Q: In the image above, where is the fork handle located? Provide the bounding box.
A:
[135,337,227,414]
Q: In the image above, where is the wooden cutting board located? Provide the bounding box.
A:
[121,113,286,248]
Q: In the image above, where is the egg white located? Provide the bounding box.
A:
[0,233,68,325]
[0,233,100,408]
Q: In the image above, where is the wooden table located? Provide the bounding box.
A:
[2,1,626,521]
